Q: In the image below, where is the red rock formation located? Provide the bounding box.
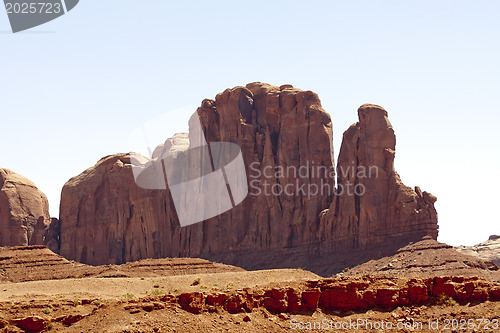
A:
[154,276,500,315]
[0,169,51,246]
[13,316,47,332]
[191,83,335,249]
[319,104,438,250]
[59,83,335,265]
[57,83,438,272]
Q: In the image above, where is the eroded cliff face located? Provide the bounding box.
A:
[59,83,335,265]
[57,83,438,272]
[0,169,51,246]
[319,104,438,251]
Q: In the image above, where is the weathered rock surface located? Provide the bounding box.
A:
[58,83,335,265]
[455,235,500,267]
[57,83,438,273]
[0,169,51,246]
[319,104,438,250]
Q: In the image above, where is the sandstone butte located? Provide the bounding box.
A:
[1,83,439,275]
[0,169,51,247]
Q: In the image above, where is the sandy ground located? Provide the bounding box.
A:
[0,269,319,302]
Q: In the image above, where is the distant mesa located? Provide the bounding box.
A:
[455,235,500,268]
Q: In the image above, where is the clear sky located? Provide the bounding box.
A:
[1,1,499,246]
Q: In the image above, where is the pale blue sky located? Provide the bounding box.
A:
[1,1,499,246]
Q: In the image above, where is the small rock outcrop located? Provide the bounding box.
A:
[0,169,51,246]
[57,83,439,273]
